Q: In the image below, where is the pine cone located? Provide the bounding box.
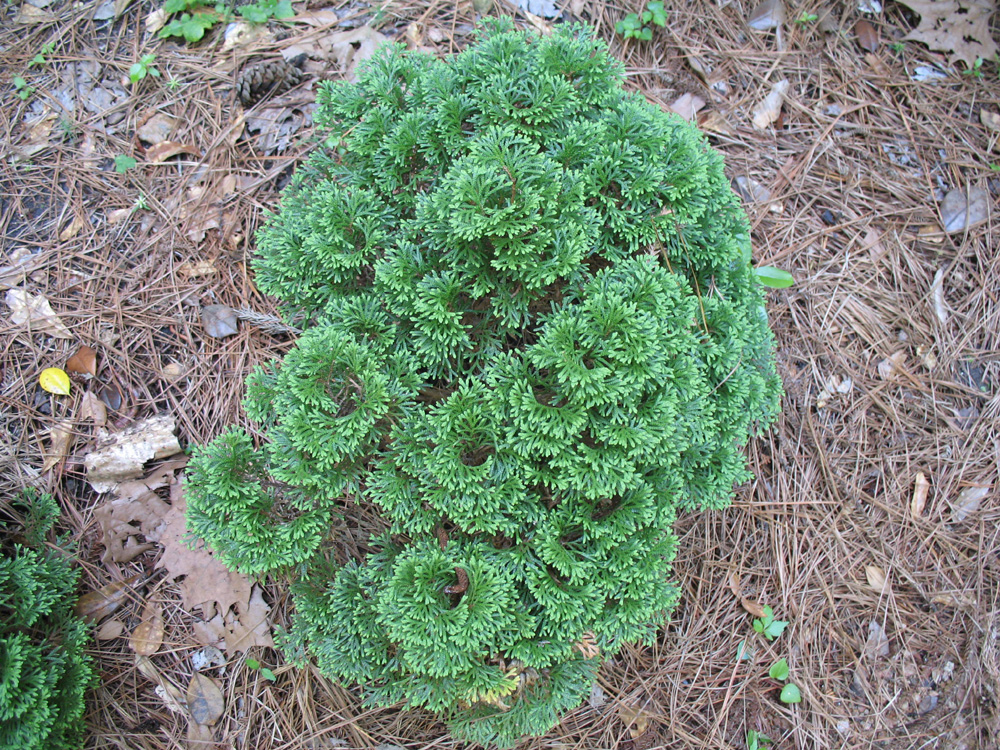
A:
[236,59,304,107]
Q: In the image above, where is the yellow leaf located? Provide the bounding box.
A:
[40,367,71,395]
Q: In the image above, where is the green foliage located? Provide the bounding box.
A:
[1,491,93,750]
[113,154,136,173]
[159,0,227,43]
[187,20,782,747]
[746,730,772,750]
[29,42,56,68]
[13,76,34,101]
[780,682,802,703]
[236,0,294,24]
[768,657,789,681]
[129,54,161,84]
[616,1,666,41]
[244,657,277,681]
[754,266,795,288]
[752,605,788,640]
[795,12,819,25]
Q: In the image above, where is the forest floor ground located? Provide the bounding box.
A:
[1,0,998,748]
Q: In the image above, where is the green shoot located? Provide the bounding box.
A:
[752,605,789,641]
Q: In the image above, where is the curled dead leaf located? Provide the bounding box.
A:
[865,565,888,592]
[727,570,742,599]
[748,0,786,31]
[201,304,239,338]
[877,351,906,380]
[752,79,790,130]
[855,19,879,52]
[911,472,930,519]
[741,597,767,618]
[6,288,73,338]
[66,345,97,377]
[146,141,202,164]
[79,390,108,426]
[618,697,655,739]
[952,485,989,522]
[187,673,225,726]
[130,603,165,656]
[74,574,142,623]
[43,420,75,472]
[940,186,989,234]
[931,591,976,608]
[980,109,1000,132]
[59,215,87,241]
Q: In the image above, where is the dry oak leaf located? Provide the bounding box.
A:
[93,460,184,562]
[43,420,75,472]
[190,585,274,654]
[151,483,259,630]
[896,0,998,68]
[75,574,142,623]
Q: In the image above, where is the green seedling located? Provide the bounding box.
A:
[114,154,137,173]
[616,1,666,41]
[890,41,905,53]
[963,57,984,79]
[245,657,276,681]
[13,76,35,101]
[29,42,56,67]
[779,682,802,703]
[752,605,789,641]
[159,0,227,43]
[736,639,754,661]
[129,54,161,84]
[795,12,819,25]
[754,266,795,289]
[746,730,773,750]
[768,658,789,681]
[165,76,183,91]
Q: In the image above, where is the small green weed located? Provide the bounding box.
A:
[752,605,789,640]
[795,12,818,25]
[746,730,772,750]
[236,0,293,24]
[245,657,276,681]
[114,154,137,173]
[165,76,183,91]
[890,41,905,53]
[13,76,35,101]
[129,54,161,84]
[615,1,666,41]
[963,57,984,79]
[29,42,56,67]
[159,0,227,43]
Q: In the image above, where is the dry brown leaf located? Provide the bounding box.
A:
[940,186,990,234]
[741,597,767,617]
[911,472,930,519]
[931,591,977,608]
[865,565,888,592]
[96,618,125,640]
[666,93,706,122]
[727,570,742,599]
[84,415,182,493]
[877,351,906,380]
[94,460,184,562]
[201,305,239,338]
[59,215,87,241]
[74,574,142,623]
[697,110,735,136]
[16,3,54,23]
[6,288,73,338]
[136,113,177,145]
[79,390,108,426]
[618,697,655,739]
[981,109,1000,132]
[896,0,998,68]
[107,208,132,224]
[43,420,75,473]
[855,19,879,52]
[752,79,790,130]
[865,619,890,658]
[98,383,123,411]
[748,0,786,30]
[151,485,257,625]
[178,260,218,278]
[130,603,165,656]
[0,247,45,290]
[187,673,225,726]
[187,722,216,748]
[146,141,202,164]
[66,345,97,377]
[14,110,58,160]
[952,485,990,522]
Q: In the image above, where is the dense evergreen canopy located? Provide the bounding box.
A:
[187,19,781,746]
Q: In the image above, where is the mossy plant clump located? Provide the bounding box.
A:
[1,492,92,750]
[186,19,781,747]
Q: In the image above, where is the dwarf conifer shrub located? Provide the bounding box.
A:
[1,491,92,750]
[186,19,781,747]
